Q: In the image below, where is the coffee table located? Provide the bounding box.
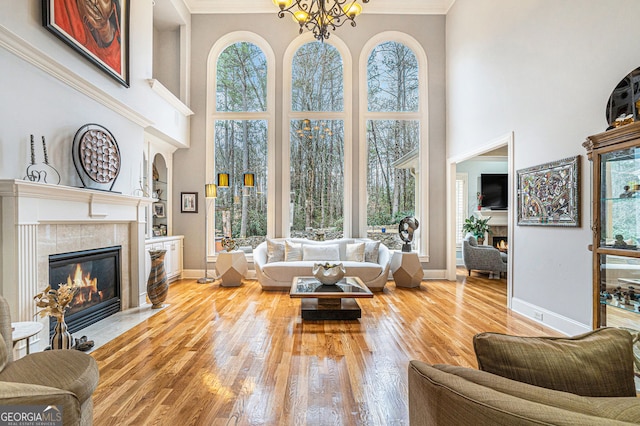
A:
[290,276,373,320]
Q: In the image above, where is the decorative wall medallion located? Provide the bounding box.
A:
[72,124,121,192]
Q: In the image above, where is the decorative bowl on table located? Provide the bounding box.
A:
[312,262,346,285]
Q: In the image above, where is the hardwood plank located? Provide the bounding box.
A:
[91,269,560,425]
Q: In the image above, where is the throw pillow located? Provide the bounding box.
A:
[364,241,380,263]
[346,242,365,262]
[303,244,340,261]
[266,238,284,263]
[284,240,303,261]
[473,327,636,397]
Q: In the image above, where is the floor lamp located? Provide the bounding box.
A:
[197,183,217,283]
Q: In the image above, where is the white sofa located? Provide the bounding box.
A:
[253,238,391,291]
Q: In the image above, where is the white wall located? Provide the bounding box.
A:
[456,158,507,217]
[447,0,640,333]
[0,0,190,191]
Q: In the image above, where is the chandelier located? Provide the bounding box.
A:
[273,0,370,41]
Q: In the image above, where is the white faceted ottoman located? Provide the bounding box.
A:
[215,251,248,287]
[390,251,423,288]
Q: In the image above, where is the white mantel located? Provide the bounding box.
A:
[0,180,153,348]
[474,209,508,226]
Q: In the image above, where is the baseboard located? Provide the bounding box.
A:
[182,269,257,280]
[511,297,591,336]
[423,269,447,279]
[186,269,444,281]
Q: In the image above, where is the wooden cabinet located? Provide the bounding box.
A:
[584,122,640,329]
[145,236,184,284]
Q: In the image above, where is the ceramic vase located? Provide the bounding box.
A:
[147,249,168,309]
[312,263,346,285]
[51,316,73,350]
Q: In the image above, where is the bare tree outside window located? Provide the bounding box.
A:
[290,42,344,239]
[215,42,268,249]
[366,42,420,250]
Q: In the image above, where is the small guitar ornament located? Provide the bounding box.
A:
[24,135,61,184]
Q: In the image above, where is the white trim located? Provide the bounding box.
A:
[205,32,276,254]
[148,79,194,116]
[446,132,514,311]
[511,298,590,337]
[422,269,447,280]
[282,33,352,238]
[184,0,455,15]
[358,32,429,258]
[0,25,153,128]
[455,173,468,247]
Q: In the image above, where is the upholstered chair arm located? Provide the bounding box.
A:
[0,381,82,425]
[253,242,268,269]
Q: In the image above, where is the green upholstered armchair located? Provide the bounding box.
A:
[409,328,640,425]
[0,295,99,425]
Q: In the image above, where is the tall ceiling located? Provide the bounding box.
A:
[182,0,456,14]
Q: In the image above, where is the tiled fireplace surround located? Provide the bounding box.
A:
[0,180,152,354]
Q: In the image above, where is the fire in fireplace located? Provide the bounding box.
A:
[493,236,508,252]
[48,246,121,336]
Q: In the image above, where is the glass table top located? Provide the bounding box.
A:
[290,277,373,299]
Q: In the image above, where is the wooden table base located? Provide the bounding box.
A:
[300,298,361,320]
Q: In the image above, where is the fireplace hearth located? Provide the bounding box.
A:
[48,246,121,336]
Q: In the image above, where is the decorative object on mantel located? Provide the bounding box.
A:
[221,236,238,252]
[72,123,121,192]
[517,155,580,227]
[398,216,419,253]
[476,192,483,210]
[272,0,369,40]
[24,135,61,184]
[312,262,346,285]
[147,249,168,309]
[34,283,77,350]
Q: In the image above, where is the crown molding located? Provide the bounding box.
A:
[0,25,153,128]
[183,0,455,15]
[148,79,194,116]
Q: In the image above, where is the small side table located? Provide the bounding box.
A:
[390,251,423,288]
[12,321,44,355]
[215,250,248,287]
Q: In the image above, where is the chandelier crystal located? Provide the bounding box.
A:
[273,0,370,41]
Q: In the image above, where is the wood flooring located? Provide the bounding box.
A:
[91,270,560,425]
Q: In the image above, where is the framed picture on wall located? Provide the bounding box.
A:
[42,0,130,87]
[181,192,198,213]
[517,155,580,227]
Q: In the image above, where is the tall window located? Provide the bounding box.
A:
[365,40,421,251]
[214,41,268,249]
[288,40,346,239]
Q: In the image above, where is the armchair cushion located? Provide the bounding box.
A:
[474,327,636,397]
[0,350,99,404]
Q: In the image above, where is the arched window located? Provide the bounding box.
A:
[360,33,429,256]
[284,34,352,238]
[207,33,275,255]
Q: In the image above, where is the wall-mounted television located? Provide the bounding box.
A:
[480,174,508,210]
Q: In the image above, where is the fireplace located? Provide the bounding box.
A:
[492,236,508,251]
[48,246,121,336]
